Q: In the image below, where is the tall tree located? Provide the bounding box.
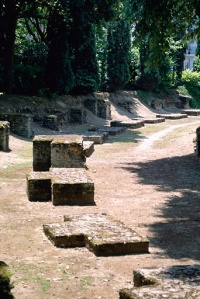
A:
[107,20,131,91]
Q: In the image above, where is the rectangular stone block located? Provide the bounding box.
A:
[82,132,108,144]
[0,121,10,152]
[51,135,86,168]
[83,141,94,157]
[51,168,94,206]
[33,135,54,171]
[27,171,51,202]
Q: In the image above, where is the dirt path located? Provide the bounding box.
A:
[0,116,200,299]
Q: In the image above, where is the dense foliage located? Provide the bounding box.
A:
[0,0,200,96]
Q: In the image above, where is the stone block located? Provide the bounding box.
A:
[51,135,86,168]
[181,109,200,116]
[0,113,33,138]
[98,126,126,136]
[33,135,54,171]
[0,121,10,152]
[82,132,108,144]
[83,141,94,157]
[110,120,144,129]
[70,108,86,124]
[119,265,200,298]
[51,168,94,206]
[156,113,188,119]
[43,213,149,256]
[27,171,52,202]
[43,115,59,130]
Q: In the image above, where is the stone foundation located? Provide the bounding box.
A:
[70,108,86,124]
[0,121,10,152]
[181,109,200,116]
[84,98,111,119]
[0,113,33,138]
[43,213,149,256]
[82,132,108,144]
[156,113,188,120]
[110,120,145,129]
[43,115,59,130]
[119,265,200,298]
[51,168,94,205]
[27,168,94,205]
[33,134,87,171]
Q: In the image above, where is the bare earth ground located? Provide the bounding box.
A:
[0,100,200,299]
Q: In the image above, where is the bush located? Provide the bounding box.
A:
[181,70,200,108]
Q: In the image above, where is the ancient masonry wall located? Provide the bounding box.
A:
[0,113,33,138]
[0,121,10,151]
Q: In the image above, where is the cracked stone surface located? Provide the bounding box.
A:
[43,213,149,256]
[119,265,200,299]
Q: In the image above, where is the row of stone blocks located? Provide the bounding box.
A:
[27,168,94,205]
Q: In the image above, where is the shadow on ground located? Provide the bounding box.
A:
[120,153,200,261]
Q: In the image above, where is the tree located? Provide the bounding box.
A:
[107,20,131,91]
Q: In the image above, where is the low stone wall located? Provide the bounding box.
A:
[0,113,33,138]
[0,121,10,152]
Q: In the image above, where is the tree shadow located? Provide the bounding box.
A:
[120,153,200,261]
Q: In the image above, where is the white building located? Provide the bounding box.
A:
[183,41,197,69]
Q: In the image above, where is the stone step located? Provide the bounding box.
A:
[181,109,200,116]
[27,168,94,205]
[43,213,149,256]
[156,113,188,119]
[82,132,108,144]
[110,120,145,129]
[119,265,200,298]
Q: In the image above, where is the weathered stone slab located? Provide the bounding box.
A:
[98,126,126,136]
[83,141,94,157]
[0,121,10,152]
[51,168,94,206]
[132,118,165,124]
[110,120,144,129]
[43,213,149,256]
[82,132,108,144]
[119,265,200,299]
[27,171,52,202]
[156,113,188,119]
[181,109,200,116]
[51,135,86,168]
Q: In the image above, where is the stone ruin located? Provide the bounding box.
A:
[195,126,200,157]
[0,113,33,138]
[0,121,10,152]
[27,134,95,205]
[43,213,149,256]
[119,265,200,298]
